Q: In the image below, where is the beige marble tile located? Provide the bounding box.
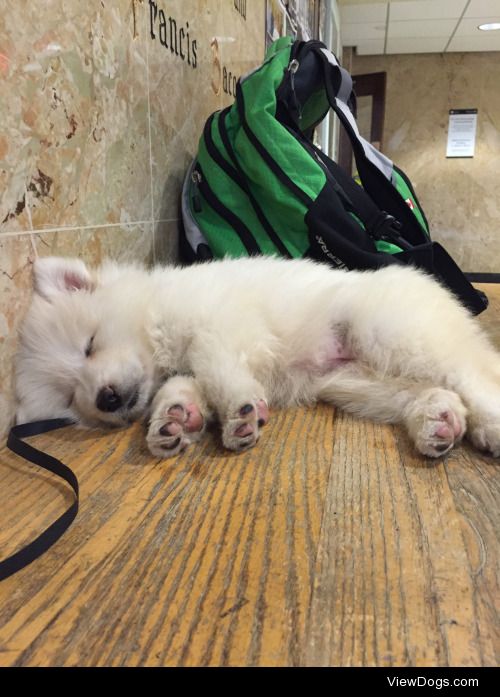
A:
[153,218,181,264]
[0,0,151,234]
[35,222,155,266]
[217,0,266,110]
[147,1,221,223]
[147,0,266,222]
[0,235,35,438]
[0,224,154,441]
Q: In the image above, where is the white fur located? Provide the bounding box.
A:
[15,255,500,459]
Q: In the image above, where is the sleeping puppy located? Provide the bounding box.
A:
[15,255,500,459]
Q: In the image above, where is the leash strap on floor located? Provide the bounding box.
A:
[0,418,77,582]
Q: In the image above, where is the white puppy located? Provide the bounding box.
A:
[15,255,500,459]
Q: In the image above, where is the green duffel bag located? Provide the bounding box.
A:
[180,36,487,315]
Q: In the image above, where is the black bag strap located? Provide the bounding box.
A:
[310,45,431,248]
[426,242,488,315]
[307,138,414,251]
[0,418,77,581]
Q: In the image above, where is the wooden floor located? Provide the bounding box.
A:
[0,284,498,667]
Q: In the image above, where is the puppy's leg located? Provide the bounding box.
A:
[446,365,500,456]
[400,306,500,456]
[316,365,467,457]
[404,315,500,456]
[147,375,211,458]
[189,350,269,452]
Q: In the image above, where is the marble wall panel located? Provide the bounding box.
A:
[352,51,500,273]
[0,235,34,437]
[147,0,266,221]
[146,0,222,223]
[0,1,268,440]
[0,0,151,233]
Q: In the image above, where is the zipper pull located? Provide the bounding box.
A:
[288,58,300,90]
[288,59,302,122]
[191,168,202,213]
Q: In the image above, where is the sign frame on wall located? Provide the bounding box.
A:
[446,108,478,158]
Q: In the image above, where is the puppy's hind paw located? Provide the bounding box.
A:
[222,399,269,452]
[405,388,467,458]
[468,423,500,457]
[147,401,205,459]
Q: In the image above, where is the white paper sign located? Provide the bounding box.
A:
[446,109,477,158]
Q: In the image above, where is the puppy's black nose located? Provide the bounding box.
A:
[96,385,122,412]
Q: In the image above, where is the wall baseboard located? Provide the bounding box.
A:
[466,273,500,284]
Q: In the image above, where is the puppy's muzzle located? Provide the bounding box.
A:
[96,385,123,412]
[95,385,140,413]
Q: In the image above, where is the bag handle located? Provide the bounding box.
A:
[0,418,78,581]
[307,45,435,247]
[314,46,395,180]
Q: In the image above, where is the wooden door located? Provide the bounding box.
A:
[338,71,387,174]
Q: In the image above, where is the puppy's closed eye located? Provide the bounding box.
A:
[85,335,95,358]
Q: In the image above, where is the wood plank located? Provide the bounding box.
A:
[304,283,500,667]
[0,404,333,666]
[439,283,500,666]
[443,446,499,666]
[303,415,495,666]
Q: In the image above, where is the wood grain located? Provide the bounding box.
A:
[0,284,498,666]
[0,406,333,666]
[305,283,499,666]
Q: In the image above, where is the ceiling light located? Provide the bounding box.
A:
[478,22,500,31]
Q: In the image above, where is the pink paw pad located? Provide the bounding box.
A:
[256,399,269,427]
[434,410,463,440]
[235,422,254,437]
[156,402,205,452]
[430,410,464,454]
[183,403,204,432]
[160,402,204,435]
[159,420,182,437]
[148,394,207,458]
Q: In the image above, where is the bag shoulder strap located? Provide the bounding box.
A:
[313,46,431,245]
[0,419,78,581]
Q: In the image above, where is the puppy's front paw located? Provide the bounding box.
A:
[147,400,205,458]
[222,399,269,452]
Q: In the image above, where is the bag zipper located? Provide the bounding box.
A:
[288,59,302,120]
[191,168,203,213]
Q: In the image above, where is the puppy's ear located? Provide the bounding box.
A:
[33,257,95,300]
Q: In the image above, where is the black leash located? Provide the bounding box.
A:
[0,418,77,581]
